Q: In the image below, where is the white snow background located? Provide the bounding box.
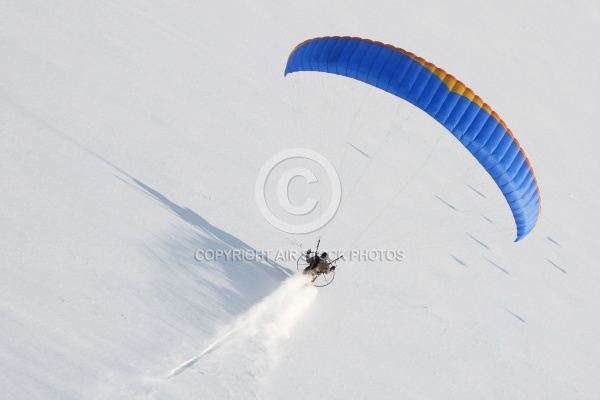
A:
[1,1,599,399]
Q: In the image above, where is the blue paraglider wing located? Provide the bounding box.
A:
[285,37,541,241]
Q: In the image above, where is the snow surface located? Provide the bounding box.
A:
[1,1,600,399]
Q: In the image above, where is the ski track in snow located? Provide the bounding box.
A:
[163,274,317,396]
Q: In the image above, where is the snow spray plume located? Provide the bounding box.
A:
[165,274,317,396]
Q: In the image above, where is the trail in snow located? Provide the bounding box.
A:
[162,274,318,398]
